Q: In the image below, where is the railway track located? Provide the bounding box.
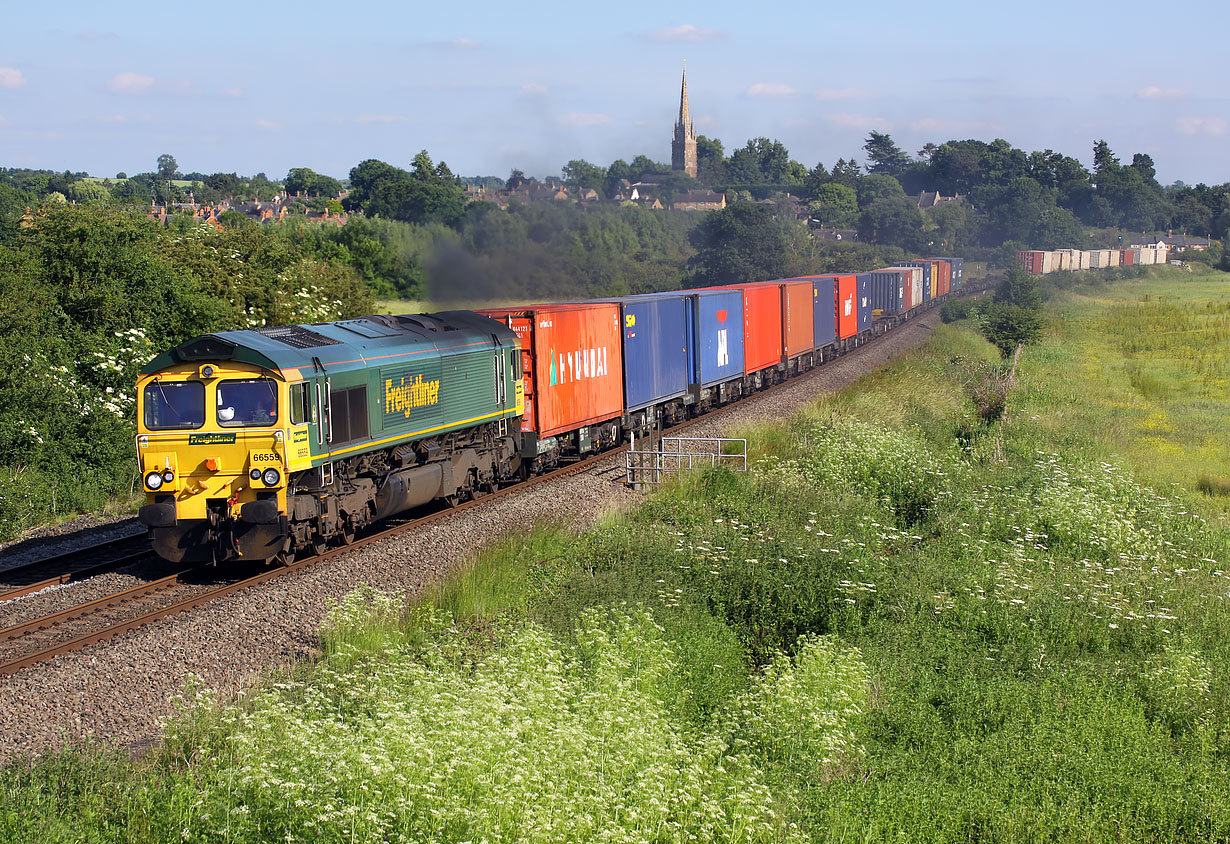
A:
[0,292,988,679]
[0,533,153,602]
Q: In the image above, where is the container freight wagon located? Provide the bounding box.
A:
[1088,249,1120,269]
[1017,250,1055,274]
[811,276,837,353]
[930,257,964,289]
[753,278,816,370]
[901,261,934,303]
[929,259,951,298]
[712,283,783,378]
[596,293,693,435]
[884,266,922,310]
[686,288,746,408]
[861,270,905,317]
[855,275,873,333]
[808,274,858,342]
[476,302,624,463]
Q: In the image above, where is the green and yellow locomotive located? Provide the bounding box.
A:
[135,312,523,563]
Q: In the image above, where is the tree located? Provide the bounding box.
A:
[829,158,860,189]
[284,167,343,198]
[725,138,799,186]
[687,204,790,286]
[156,154,179,180]
[863,131,910,177]
[506,169,529,191]
[981,268,1044,355]
[1092,140,1119,175]
[807,183,858,228]
[857,174,907,206]
[927,202,973,250]
[982,304,1043,356]
[918,142,939,161]
[802,161,830,200]
[857,194,925,250]
[695,136,726,187]
[1031,207,1086,249]
[562,159,606,193]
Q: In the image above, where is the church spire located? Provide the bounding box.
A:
[678,64,693,135]
[672,64,698,179]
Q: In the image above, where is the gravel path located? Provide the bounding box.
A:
[0,309,940,764]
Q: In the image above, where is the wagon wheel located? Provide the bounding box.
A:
[308,534,329,558]
[339,526,356,546]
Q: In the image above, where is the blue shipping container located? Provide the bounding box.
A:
[902,261,933,303]
[862,270,904,315]
[617,294,691,412]
[688,288,745,388]
[812,277,837,348]
[856,274,872,332]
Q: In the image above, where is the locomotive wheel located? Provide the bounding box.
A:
[308,535,329,557]
[339,527,356,546]
[274,540,296,566]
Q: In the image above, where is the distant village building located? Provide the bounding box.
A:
[1134,233,1212,251]
[673,189,726,211]
[671,66,698,180]
[916,191,965,210]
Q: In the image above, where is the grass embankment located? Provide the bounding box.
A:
[3,270,1229,843]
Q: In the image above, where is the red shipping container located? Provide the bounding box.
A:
[476,303,623,438]
[713,283,782,373]
[753,279,815,360]
[1120,249,1135,266]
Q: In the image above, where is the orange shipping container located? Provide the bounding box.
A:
[476,303,623,438]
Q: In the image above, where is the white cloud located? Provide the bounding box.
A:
[254,119,281,130]
[1177,116,1227,136]
[107,72,155,93]
[451,37,478,49]
[649,24,724,43]
[222,87,243,98]
[95,114,125,123]
[0,67,28,89]
[825,112,892,130]
[746,82,796,98]
[355,114,405,124]
[556,112,613,127]
[520,82,548,96]
[815,87,871,101]
[1137,85,1186,100]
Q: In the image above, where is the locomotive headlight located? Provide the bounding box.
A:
[145,471,164,490]
[261,468,281,487]
[162,470,174,483]
[250,469,262,480]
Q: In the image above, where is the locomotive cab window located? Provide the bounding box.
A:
[217,378,279,427]
[143,380,205,430]
[289,382,314,426]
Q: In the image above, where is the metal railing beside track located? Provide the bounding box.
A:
[625,436,747,488]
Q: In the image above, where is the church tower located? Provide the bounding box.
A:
[671,65,698,179]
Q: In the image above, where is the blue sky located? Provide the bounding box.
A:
[1,0,1227,185]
